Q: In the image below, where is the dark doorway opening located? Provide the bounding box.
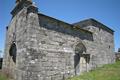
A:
[74,43,87,75]
[74,53,80,75]
[9,43,17,63]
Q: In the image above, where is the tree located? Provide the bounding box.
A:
[0,50,2,69]
[118,48,120,52]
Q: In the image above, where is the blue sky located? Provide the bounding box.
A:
[0,0,120,56]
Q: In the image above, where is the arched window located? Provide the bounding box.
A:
[9,42,17,63]
[75,43,86,54]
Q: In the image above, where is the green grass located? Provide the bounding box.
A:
[0,74,8,80]
[67,61,120,80]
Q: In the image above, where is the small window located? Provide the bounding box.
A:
[99,28,101,31]
[109,45,110,49]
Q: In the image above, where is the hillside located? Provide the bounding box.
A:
[67,61,120,80]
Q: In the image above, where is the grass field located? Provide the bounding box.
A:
[0,73,8,80]
[67,61,120,80]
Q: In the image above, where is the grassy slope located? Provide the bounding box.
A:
[67,61,120,80]
[0,74,8,80]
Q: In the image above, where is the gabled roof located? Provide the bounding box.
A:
[73,18,114,34]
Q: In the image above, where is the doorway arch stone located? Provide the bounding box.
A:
[74,42,87,75]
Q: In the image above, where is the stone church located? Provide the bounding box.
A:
[2,0,115,80]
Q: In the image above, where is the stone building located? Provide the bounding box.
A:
[2,0,115,80]
[115,48,120,61]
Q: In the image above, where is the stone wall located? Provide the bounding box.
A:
[74,19,115,68]
[2,7,31,78]
[2,1,115,80]
[3,5,94,80]
[115,52,120,61]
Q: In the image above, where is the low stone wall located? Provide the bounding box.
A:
[115,52,120,61]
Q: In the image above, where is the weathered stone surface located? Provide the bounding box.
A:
[74,19,115,67]
[2,1,115,80]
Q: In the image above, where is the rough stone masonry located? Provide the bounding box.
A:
[2,0,115,80]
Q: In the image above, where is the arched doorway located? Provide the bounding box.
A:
[74,53,80,75]
[9,42,17,63]
[74,43,88,75]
